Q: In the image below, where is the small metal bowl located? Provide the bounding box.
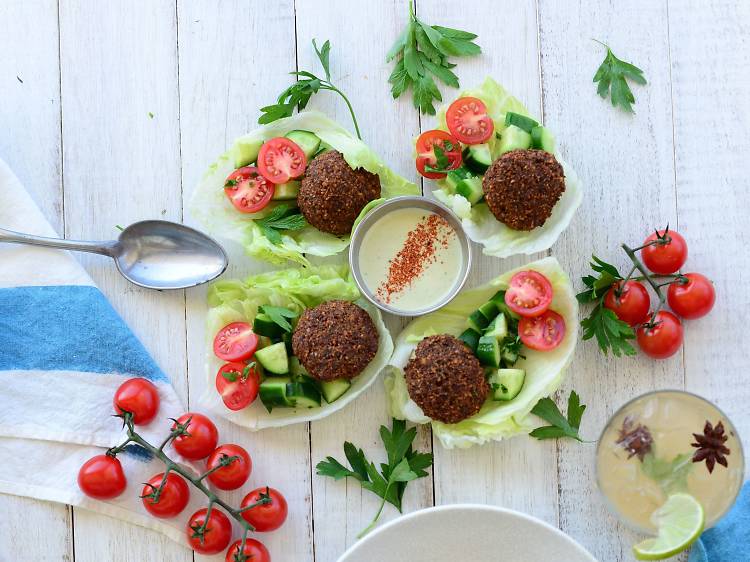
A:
[349,196,472,317]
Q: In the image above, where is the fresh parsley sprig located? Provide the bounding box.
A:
[422,141,454,173]
[260,39,361,139]
[530,390,589,442]
[593,39,646,113]
[316,419,433,537]
[254,203,307,245]
[257,305,298,333]
[387,1,480,115]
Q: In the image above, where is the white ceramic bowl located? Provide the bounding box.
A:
[338,504,597,562]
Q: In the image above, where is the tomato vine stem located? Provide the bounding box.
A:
[622,243,667,328]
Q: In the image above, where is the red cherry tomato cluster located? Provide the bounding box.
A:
[223,137,307,214]
[77,378,287,560]
[415,97,494,179]
[505,270,566,352]
[213,322,263,411]
[604,228,715,359]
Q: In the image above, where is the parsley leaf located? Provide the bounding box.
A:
[530,390,588,442]
[593,40,647,113]
[254,204,308,245]
[423,141,455,173]
[316,418,433,537]
[257,305,298,333]
[387,1,480,115]
[259,39,361,139]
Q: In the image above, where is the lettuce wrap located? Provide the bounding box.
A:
[429,78,583,258]
[190,111,418,265]
[201,265,393,429]
[385,257,578,448]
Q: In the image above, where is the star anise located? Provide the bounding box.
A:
[616,416,653,461]
[692,420,731,473]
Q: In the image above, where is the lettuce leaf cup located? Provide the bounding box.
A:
[190,111,418,265]
[424,77,583,258]
[385,257,578,449]
[201,265,394,429]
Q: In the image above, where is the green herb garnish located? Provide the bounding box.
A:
[530,390,588,442]
[422,141,454,173]
[316,419,433,537]
[387,1,480,115]
[254,204,308,245]
[642,452,693,495]
[593,40,646,113]
[259,39,361,139]
[258,306,297,333]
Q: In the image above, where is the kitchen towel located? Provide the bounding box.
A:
[689,480,749,562]
[0,158,204,545]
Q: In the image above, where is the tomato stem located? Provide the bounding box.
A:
[621,243,667,306]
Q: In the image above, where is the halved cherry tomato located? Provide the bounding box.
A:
[240,487,288,532]
[519,310,566,351]
[216,362,260,411]
[603,280,651,326]
[113,377,160,425]
[213,322,259,362]
[225,538,270,562]
[636,310,683,359]
[224,166,274,214]
[171,413,219,460]
[257,137,307,184]
[415,130,462,179]
[445,97,494,145]
[78,455,127,500]
[505,271,553,318]
[667,273,716,320]
[186,507,232,555]
[141,472,190,518]
[641,229,688,274]
[206,444,252,490]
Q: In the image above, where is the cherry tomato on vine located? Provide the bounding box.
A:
[445,96,494,145]
[224,166,274,214]
[215,362,260,411]
[603,280,651,326]
[225,538,271,562]
[113,377,160,425]
[78,455,127,500]
[504,271,553,318]
[636,310,684,359]
[519,310,566,351]
[186,507,233,555]
[171,413,219,460]
[257,137,307,184]
[206,444,252,491]
[667,273,716,319]
[141,472,190,518]
[415,130,462,179]
[213,322,259,362]
[240,487,288,532]
[641,229,688,274]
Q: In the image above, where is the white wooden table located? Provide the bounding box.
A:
[2,1,748,561]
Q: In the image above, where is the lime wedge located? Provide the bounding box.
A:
[633,493,705,560]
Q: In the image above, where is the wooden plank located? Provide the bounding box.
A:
[538,1,681,559]
[291,1,428,559]
[0,2,74,560]
[57,1,191,560]
[177,2,315,561]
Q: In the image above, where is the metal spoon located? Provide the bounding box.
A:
[0,220,228,290]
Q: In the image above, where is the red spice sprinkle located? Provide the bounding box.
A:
[376,213,456,304]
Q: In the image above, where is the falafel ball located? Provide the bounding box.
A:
[292,300,379,381]
[404,334,489,424]
[298,150,381,235]
[482,149,566,231]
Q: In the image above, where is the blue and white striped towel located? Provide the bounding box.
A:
[0,158,206,545]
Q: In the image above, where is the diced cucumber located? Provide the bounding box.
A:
[468,310,490,332]
[254,342,289,375]
[498,125,532,155]
[501,347,519,366]
[478,301,499,322]
[285,130,321,160]
[445,168,472,191]
[272,180,300,200]
[455,176,484,204]
[233,138,263,168]
[253,313,285,338]
[489,368,526,401]
[286,379,321,408]
[282,332,295,356]
[484,314,508,341]
[463,143,493,175]
[259,377,293,411]
[504,112,539,133]
[531,125,556,153]
[458,328,481,352]
[289,356,309,380]
[476,335,501,368]
[312,141,332,158]
[319,379,352,404]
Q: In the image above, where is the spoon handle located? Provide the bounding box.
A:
[0,227,119,257]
